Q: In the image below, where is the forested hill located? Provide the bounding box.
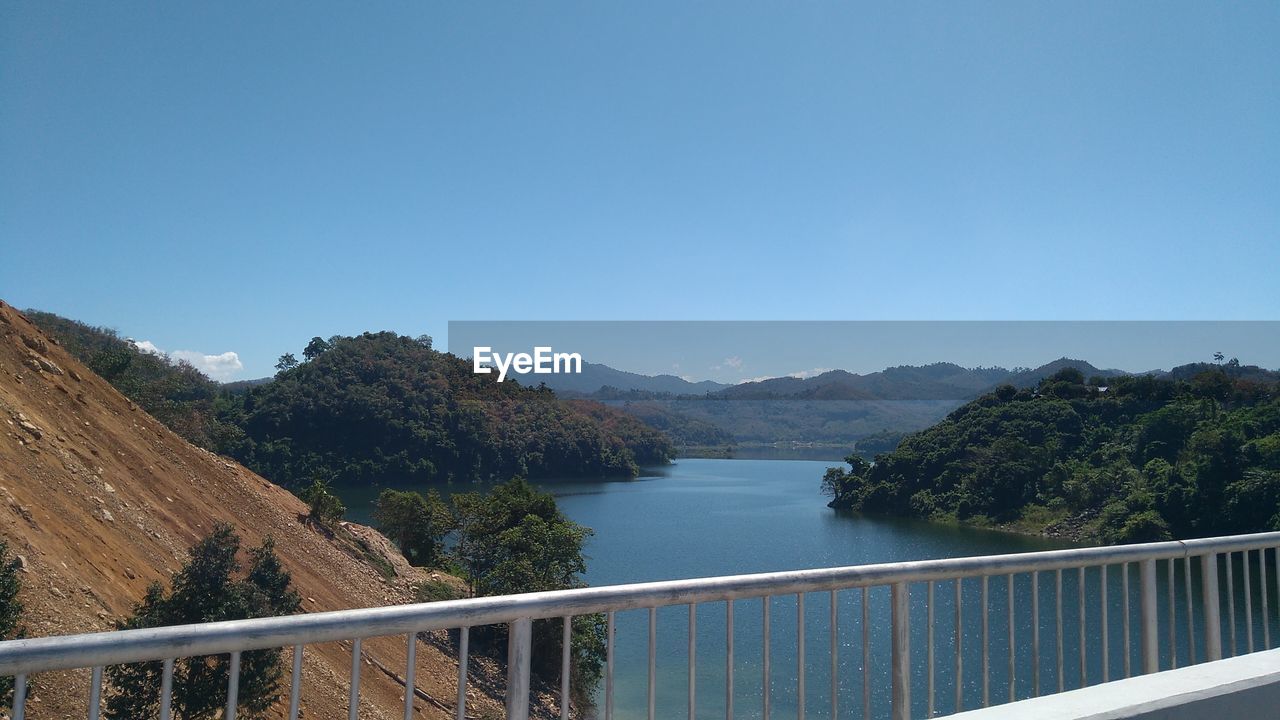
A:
[217,332,672,485]
[25,311,672,485]
[823,365,1280,544]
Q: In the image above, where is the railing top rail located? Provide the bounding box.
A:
[3,530,1279,676]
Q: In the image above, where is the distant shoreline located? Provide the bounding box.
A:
[676,443,855,462]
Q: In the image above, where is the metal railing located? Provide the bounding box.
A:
[5,531,1280,719]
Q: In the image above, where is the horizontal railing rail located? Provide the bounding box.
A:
[5,530,1280,720]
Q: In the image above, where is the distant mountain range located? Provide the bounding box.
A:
[221,376,273,394]
[554,358,1126,402]
[719,363,1014,401]
[519,361,729,395]
[537,358,1180,448]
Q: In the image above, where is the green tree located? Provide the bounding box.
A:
[372,489,453,567]
[275,353,298,373]
[302,337,330,361]
[451,479,592,596]
[0,540,23,705]
[821,365,1280,543]
[299,477,345,524]
[820,454,871,506]
[214,331,667,489]
[105,525,300,720]
[450,479,604,708]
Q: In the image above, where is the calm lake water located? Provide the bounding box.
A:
[341,459,1053,717]
[338,458,1273,719]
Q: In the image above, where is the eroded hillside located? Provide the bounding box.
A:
[0,299,524,719]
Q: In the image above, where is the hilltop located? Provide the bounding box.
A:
[528,361,728,396]
[219,332,671,487]
[0,300,534,719]
[823,364,1280,543]
[24,312,673,488]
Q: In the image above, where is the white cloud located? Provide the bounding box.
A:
[711,356,745,372]
[131,339,245,381]
[735,367,834,384]
[789,367,833,379]
[172,350,244,381]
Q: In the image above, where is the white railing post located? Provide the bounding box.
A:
[561,618,572,720]
[403,632,418,720]
[89,664,104,720]
[228,650,243,720]
[346,641,359,720]
[457,627,471,720]
[726,600,735,720]
[12,673,26,720]
[1139,559,1159,674]
[688,603,697,720]
[797,593,806,720]
[506,618,533,720]
[1201,554,1223,661]
[289,646,303,720]
[160,658,174,720]
[892,582,911,720]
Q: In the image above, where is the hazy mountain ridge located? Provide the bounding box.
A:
[220,376,273,394]
[714,359,1123,401]
[565,358,1277,447]
[530,361,729,395]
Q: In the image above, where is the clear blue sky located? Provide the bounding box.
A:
[3,2,1277,380]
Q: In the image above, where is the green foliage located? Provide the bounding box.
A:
[855,430,906,455]
[589,397,735,448]
[563,399,675,466]
[372,489,452,567]
[450,479,590,596]
[824,369,1280,543]
[105,525,300,720]
[300,477,346,524]
[219,332,671,487]
[821,454,871,501]
[302,336,330,361]
[0,540,22,705]
[450,479,605,708]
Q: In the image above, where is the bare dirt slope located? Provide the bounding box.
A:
[0,300,516,719]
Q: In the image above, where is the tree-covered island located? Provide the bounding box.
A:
[823,364,1280,544]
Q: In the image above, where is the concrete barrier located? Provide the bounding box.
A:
[941,647,1280,720]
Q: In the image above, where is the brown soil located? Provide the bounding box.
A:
[0,299,542,719]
